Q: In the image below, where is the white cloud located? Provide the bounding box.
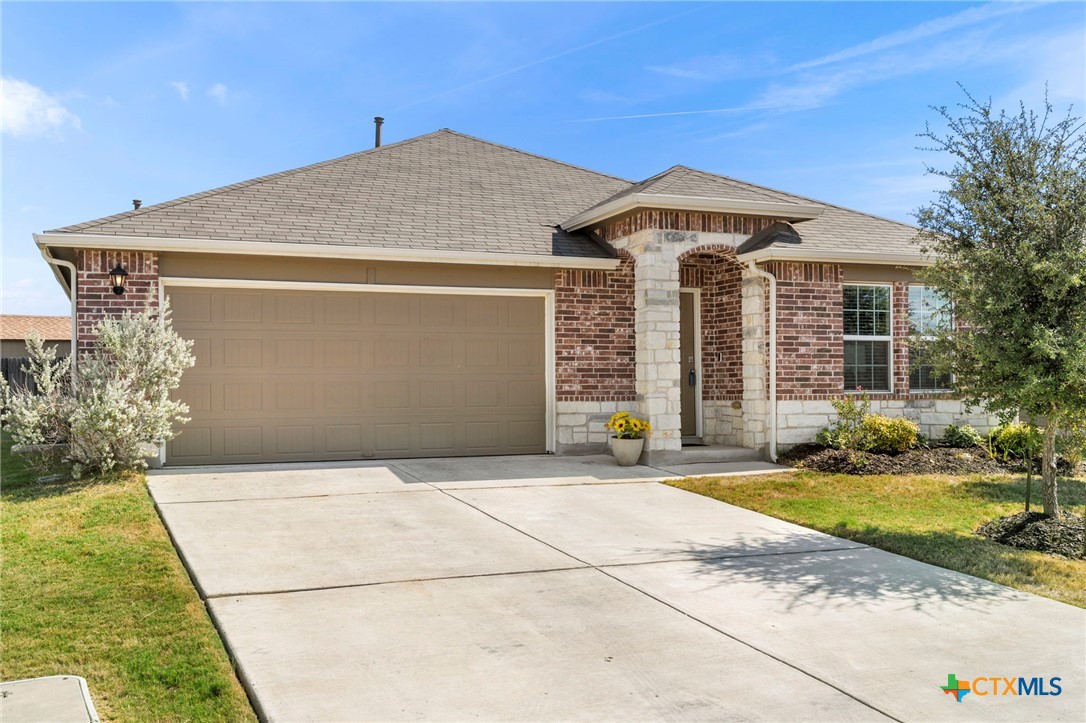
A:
[0,77,81,137]
[647,52,775,82]
[755,31,997,113]
[207,82,228,104]
[789,2,1039,72]
[171,80,190,101]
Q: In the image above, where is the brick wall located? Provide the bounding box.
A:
[600,210,778,243]
[892,280,911,394]
[767,261,844,400]
[76,250,159,353]
[554,251,635,402]
[678,250,743,401]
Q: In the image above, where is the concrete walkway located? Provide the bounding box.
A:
[148,455,1085,722]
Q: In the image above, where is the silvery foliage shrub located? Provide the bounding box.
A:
[2,300,195,477]
[1,336,73,473]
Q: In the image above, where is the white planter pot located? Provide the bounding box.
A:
[611,437,645,467]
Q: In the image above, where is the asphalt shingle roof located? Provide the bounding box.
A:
[582,165,922,258]
[0,315,71,341]
[48,131,923,261]
[49,130,629,259]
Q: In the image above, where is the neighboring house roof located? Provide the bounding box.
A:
[43,129,924,264]
[0,315,71,341]
[47,130,630,260]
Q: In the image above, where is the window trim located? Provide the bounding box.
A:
[842,282,894,393]
[907,283,954,392]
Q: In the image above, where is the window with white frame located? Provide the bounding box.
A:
[908,285,953,391]
[843,284,891,391]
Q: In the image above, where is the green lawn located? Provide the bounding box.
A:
[1,434,256,721]
[668,471,1086,609]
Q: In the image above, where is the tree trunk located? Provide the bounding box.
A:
[1040,422,1060,518]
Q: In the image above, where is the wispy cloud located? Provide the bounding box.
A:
[207,82,228,105]
[576,103,778,123]
[0,77,81,137]
[647,52,775,82]
[757,29,1004,113]
[584,2,1049,125]
[171,80,190,101]
[394,5,704,112]
[789,2,1039,72]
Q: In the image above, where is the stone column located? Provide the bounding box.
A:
[611,230,691,460]
[740,267,768,451]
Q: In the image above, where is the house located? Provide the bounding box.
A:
[35,129,997,466]
[0,315,72,358]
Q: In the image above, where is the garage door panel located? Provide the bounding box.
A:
[167,288,546,464]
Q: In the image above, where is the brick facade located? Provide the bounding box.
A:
[600,210,779,243]
[766,261,844,400]
[554,251,635,402]
[678,250,743,401]
[76,250,159,353]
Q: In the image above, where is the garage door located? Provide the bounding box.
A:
[166,287,547,465]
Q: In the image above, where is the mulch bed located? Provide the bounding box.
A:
[781,443,1008,475]
[977,511,1085,559]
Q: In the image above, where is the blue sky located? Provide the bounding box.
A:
[3,1,1083,315]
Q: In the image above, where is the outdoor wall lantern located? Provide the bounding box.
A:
[109,265,129,296]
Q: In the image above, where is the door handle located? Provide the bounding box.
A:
[688,368,697,387]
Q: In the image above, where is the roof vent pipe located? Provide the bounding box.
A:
[374,117,384,148]
[132,199,142,210]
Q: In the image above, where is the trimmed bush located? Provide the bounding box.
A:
[988,422,1043,461]
[942,423,985,448]
[858,415,921,454]
[815,391,919,454]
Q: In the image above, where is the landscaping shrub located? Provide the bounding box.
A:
[815,391,919,454]
[2,300,195,477]
[988,422,1043,462]
[858,415,921,454]
[815,392,870,451]
[942,423,985,448]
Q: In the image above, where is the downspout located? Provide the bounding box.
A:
[38,243,78,376]
[746,261,777,462]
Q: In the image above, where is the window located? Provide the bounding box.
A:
[908,285,953,391]
[843,284,891,391]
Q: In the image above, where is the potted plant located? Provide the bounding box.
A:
[606,411,651,466]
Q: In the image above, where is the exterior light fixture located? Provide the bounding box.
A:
[109,265,129,295]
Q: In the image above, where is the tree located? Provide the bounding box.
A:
[916,89,1086,518]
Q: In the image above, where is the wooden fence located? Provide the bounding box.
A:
[1,358,36,394]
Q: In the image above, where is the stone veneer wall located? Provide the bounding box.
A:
[76,250,160,353]
[554,251,637,452]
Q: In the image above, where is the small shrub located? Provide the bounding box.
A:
[988,422,1043,461]
[816,391,871,450]
[858,415,920,454]
[2,300,195,477]
[1057,422,1086,469]
[943,423,985,448]
[815,390,919,454]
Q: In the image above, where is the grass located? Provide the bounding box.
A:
[668,470,1086,608]
[1,434,256,721]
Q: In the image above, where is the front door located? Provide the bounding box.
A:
[679,290,699,439]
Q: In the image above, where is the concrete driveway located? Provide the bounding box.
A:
[148,456,1085,722]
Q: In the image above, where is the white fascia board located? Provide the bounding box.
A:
[34,233,621,270]
[737,246,932,267]
[562,193,825,231]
